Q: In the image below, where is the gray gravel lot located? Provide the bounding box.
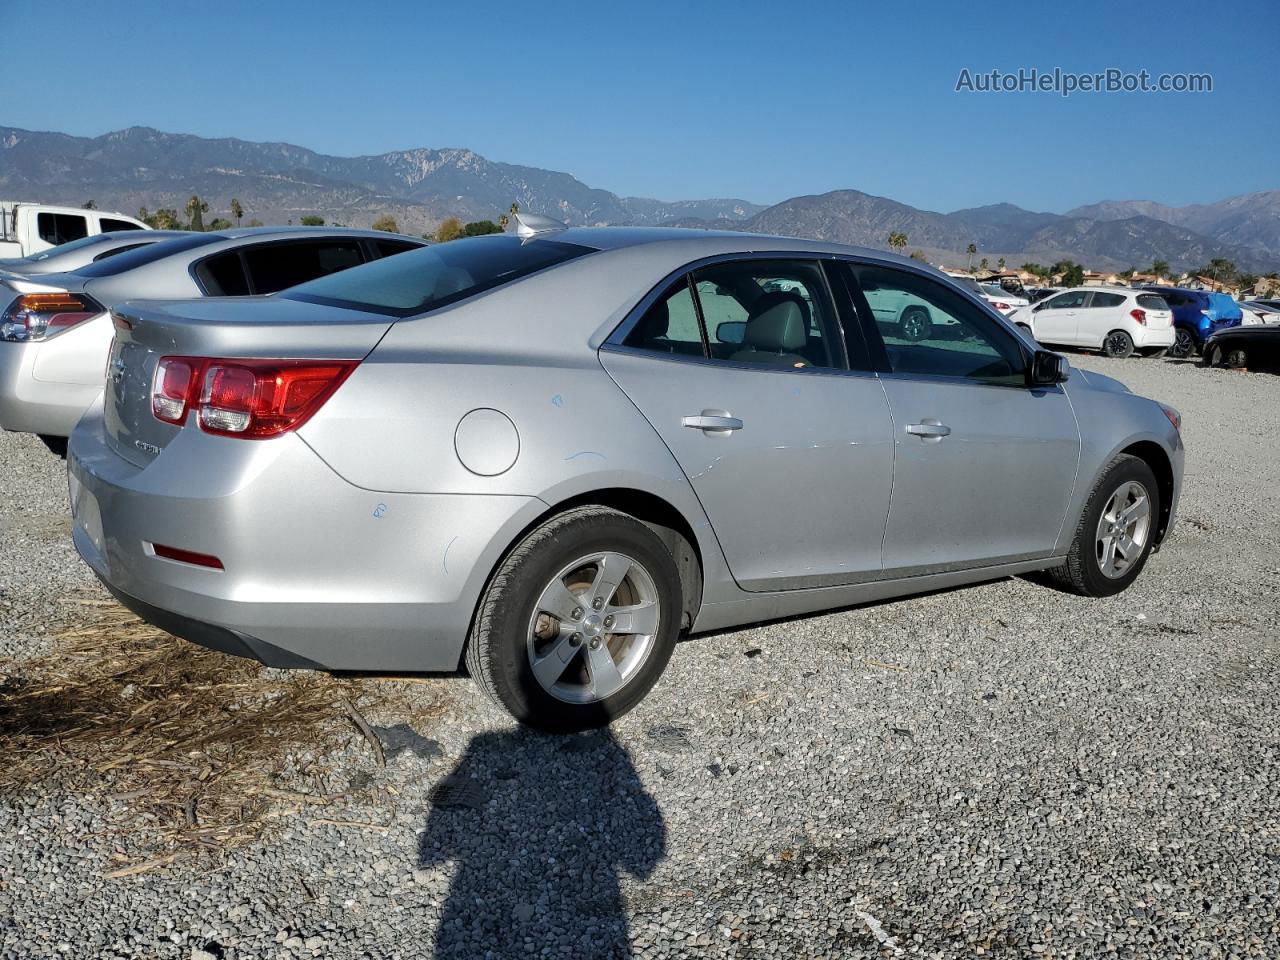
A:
[1,354,1278,959]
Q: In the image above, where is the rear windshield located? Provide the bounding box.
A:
[280,235,595,316]
[28,234,115,261]
[74,233,222,277]
[1136,294,1169,311]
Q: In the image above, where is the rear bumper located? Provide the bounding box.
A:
[0,340,102,436]
[68,406,547,672]
[1133,326,1175,349]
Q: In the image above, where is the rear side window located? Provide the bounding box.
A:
[373,239,421,258]
[624,279,706,357]
[37,212,88,246]
[242,239,364,294]
[1136,294,1168,310]
[281,235,594,316]
[99,217,143,233]
[195,251,251,296]
[1089,292,1125,308]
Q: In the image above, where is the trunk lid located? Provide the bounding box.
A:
[105,296,396,466]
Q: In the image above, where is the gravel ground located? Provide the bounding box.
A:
[1,354,1278,959]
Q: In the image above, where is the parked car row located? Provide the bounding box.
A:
[0,218,1185,730]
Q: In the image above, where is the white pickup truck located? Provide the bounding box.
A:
[0,202,149,258]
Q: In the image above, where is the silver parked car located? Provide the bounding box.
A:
[67,223,1184,731]
[0,227,426,439]
[0,229,188,277]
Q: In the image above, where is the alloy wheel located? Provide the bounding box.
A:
[526,552,661,704]
[1094,480,1152,579]
[1170,329,1195,358]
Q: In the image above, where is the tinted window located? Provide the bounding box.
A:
[195,251,251,296]
[951,276,985,297]
[692,260,843,370]
[281,236,594,316]
[1089,292,1126,308]
[99,218,143,233]
[91,243,150,262]
[851,265,1025,386]
[242,239,364,294]
[1041,291,1089,310]
[76,233,223,277]
[27,234,114,261]
[1136,295,1169,310]
[624,279,705,356]
[37,212,88,246]
[374,239,421,258]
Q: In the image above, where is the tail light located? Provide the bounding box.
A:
[150,357,358,438]
[1130,308,1147,326]
[994,302,1010,312]
[0,293,103,342]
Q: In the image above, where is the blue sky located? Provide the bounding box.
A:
[3,0,1276,213]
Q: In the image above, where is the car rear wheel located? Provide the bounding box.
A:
[465,505,682,732]
[1102,330,1134,358]
[898,306,932,342]
[1169,328,1197,358]
[1045,454,1160,598]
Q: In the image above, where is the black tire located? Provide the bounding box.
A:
[465,505,683,732]
[1016,322,1033,335]
[1169,327,1197,359]
[1102,330,1134,359]
[37,434,68,458]
[898,306,932,342]
[1216,345,1248,369]
[1045,454,1160,598]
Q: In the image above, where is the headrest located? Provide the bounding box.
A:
[638,297,669,339]
[744,292,808,351]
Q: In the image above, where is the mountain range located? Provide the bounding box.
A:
[1,124,1275,273]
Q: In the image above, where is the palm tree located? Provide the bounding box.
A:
[996,257,1006,272]
[1150,259,1169,280]
[966,243,977,271]
[230,198,244,228]
[887,231,908,256]
[185,195,209,232]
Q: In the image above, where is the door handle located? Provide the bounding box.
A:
[905,421,951,439]
[682,411,743,434]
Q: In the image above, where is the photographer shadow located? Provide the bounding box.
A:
[419,727,664,959]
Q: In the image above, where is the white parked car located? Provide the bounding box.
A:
[0,202,149,258]
[944,273,1027,315]
[1009,287,1175,358]
[1239,301,1280,325]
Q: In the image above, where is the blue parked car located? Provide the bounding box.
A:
[1142,286,1242,358]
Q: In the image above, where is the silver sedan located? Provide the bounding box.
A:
[1,227,425,438]
[0,229,188,277]
[67,221,1183,731]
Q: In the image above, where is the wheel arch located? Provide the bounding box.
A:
[461,486,706,669]
[1118,440,1175,546]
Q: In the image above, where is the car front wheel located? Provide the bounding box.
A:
[1209,344,1248,368]
[465,506,682,732]
[1046,454,1160,598]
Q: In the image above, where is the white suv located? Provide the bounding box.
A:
[1010,287,1175,358]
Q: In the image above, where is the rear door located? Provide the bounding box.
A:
[1078,291,1126,347]
[601,257,895,591]
[1031,290,1087,345]
[840,261,1080,574]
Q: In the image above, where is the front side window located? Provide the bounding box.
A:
[282,235,594,316]
[99,217,143,233]
[1040,291,1089,310]
[850,264,1025,386]
[692,260,843,370]
[37,212,89,246]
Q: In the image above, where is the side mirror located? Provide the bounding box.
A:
[716,320,746,344]
[1029,349,1070,386]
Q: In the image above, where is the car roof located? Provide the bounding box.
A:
[204,226,424,242]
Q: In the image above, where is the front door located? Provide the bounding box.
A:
[601,258,895,591]
[842,262,1081,574]
[1032,290,1088,346]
